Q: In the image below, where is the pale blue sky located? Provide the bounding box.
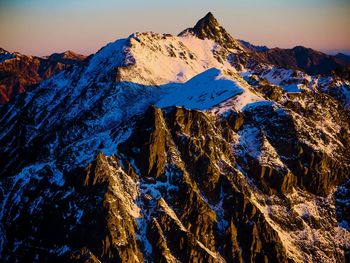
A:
[1,0,349,56]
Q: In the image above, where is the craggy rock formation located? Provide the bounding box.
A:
[0,12,350,263]
[1,104,349,262]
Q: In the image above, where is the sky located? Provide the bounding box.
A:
[0,0,349,56]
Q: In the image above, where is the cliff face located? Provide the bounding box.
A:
[0,13,350,263]
[1,104,349,262]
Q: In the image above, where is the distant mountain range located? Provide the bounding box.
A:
[0,12,349,263]
[1,20,349,105]
[239,40,350,75]
[0,49,86,104]
[335,52,350,64]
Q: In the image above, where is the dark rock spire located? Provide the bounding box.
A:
[178,12,243,50]
[191,12,221,40]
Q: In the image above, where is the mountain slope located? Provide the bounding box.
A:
[0,13,350,263]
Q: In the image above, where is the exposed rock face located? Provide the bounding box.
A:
[0,49,86,104]
[0,12,350,263]
[0,153,142,262]
[179,12,244,52]
[1,104,349,262]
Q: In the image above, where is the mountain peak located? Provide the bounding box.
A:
[179,12,244,51]
[179,12,221,40]
[197,12,218,25]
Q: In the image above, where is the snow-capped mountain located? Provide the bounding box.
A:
[0,12,349,263]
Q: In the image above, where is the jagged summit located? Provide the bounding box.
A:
[179,12,244,51]
[191,12,221,39]
[179,12,220,39]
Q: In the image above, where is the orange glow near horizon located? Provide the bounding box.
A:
[0,0,349,56]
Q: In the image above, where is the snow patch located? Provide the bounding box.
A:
[157,68,243,110]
